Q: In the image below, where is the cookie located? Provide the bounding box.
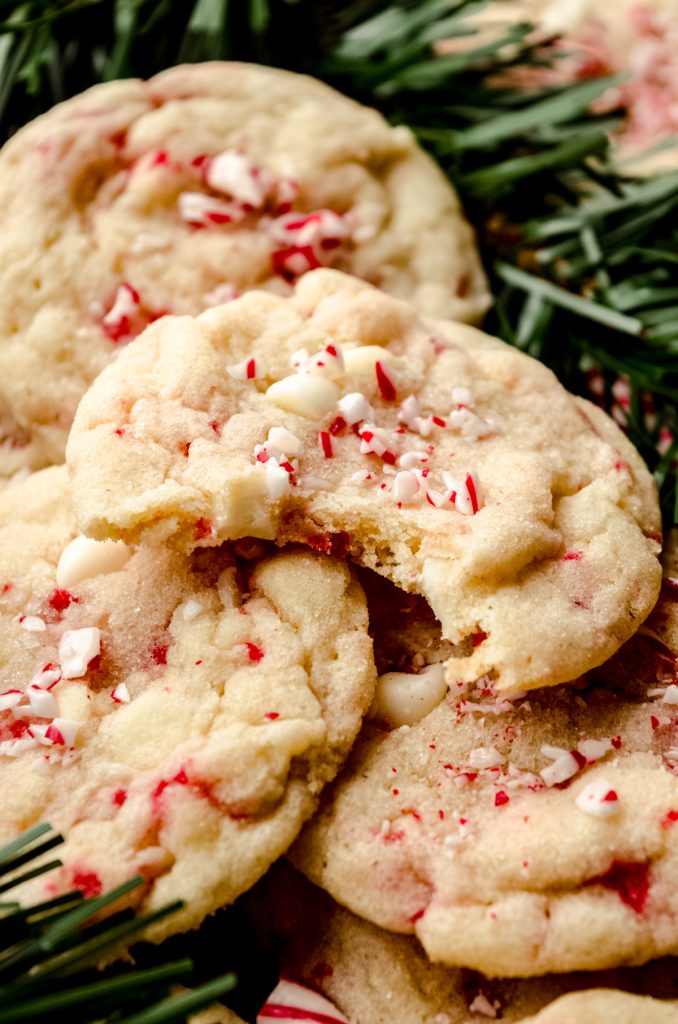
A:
[248,864,678,1023]
[0,61,488,477]
[0,466,375,937]
[67,269,662,694]
[290,543,678,976]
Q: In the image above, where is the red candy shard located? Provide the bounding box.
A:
[272,245,321,282]
[245,642,264,663]
[494,790,510,807]
[470,630,488,648]
[113,788,127,807]
[563,550,583,561]
[661,809,678,828]
[150,640,168,666]
[48,588,77,612]
[303,531,350,559]
[375,360,397,402]
[594,861,650,914]
[71,868,103,899]
[194,518,212,540]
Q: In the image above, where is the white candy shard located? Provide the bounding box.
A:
[662,684,678,705]
[206,150,269,208]
[577,737,612,762]
[467,746,505,770]
[392,470,419,503]
[59,627,101,680]
[304,343,345,379]
[469,992,499,1019]
[575,776,620,818]
[267,427,301,456]
[227,357,262,381]
[0,690,22,712]
[373,663,448,728]
[57,535,132,588]
[111,683,131,704]
[257,979,349,1024]
[338,391,373,425]
[540,751,583,787]
[29,667,61,690]
[20,616,46,633]
[266,375,339,419]
[30,718,78,747]
[269,209,348,248]
[102,283,139,329]
[26,686,58,718]
[264,461,292,500]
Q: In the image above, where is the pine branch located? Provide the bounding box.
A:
[0,825,237,1023]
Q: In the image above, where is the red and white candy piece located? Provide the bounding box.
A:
[269,209,348,249]
[29,717,78,748]
[257,979,349,1024]
[359,424,397,464]
[0,690,22,712]
[59,627,101,680]
[25,686,58,718]
[540,750,585,787]
[272,245,321,281]
[205,150,270,208]
[442,470,482,515]
[111,683,131,704]
[303,343,345,379]
[19,616,46,633]
[373,663,447,728]
[178,192,245,228]
[575,776,620,818]
[227,357,263,381]
[101,283,141,342]
[343,345,394,376]
[56,535,132,588]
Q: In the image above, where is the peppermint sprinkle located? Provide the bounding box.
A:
[29,718,78,748]
[19,616,46,633]
[305,343,345,379]
[375,360,397,402]
[205,150,269,208]
[338,391,372,425]
[59,627,101,680]
[178,192,243,227]
[227,357,262,381]
[392,470,419,504]
[257,979,349,1024]
[319,431,333,459]
[111,683,131,704]
[270,209,347,249]
[540,750,585,787]
[101,283,141,342]
[575,777,620,818]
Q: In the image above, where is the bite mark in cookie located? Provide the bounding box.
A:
[68,270,662,693]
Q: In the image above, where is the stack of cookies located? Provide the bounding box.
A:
[0,61,676,1023]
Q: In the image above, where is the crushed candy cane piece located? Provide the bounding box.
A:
[375,360,397,402]
[29,666,61,690]
[266,374,338,419]
[59,627,101,680]
[101,283,141,342]
[577,738,613,762]
[257,979,349,1024]
[269,209,347,248]
[178,192,244,227]
[469,992,500,1019]
[57,535,132,588]
[227,357,262,381]
[272,245,321,281]
[205,150,269,207]
[111,683,131,704]
[373,664,447,728]
[30,718,78,747]
[0,690,22,712]
[19,616,46,633]
[662,685,678,705]
[467,747,506,770]
[264,461,292,500]
[338,391,373,425]
[392,470,419,504]
[576,777,620,818]
[541,750,585,787]
[304,343,345,378]
[26,686,58,718]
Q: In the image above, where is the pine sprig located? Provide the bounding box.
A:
[0,825,237,1023]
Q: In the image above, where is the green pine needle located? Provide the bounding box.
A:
[0,825,238,1023]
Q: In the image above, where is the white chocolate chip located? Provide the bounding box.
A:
[373,663,447,728]
[343,345,394,375]
[392,470,419,503]
[19,616,46,633]
[57,536,132,588]
[181,598,205,622]
[267,426,301,455]
[266,375,339,419]
[59,627,101,680]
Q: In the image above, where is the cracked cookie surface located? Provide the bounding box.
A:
[0,466,375,937]
[68,269,661,693]
[0,62,487,476]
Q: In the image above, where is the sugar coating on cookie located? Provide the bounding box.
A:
[247,863,678,1023]
[68,269,661,693]
[0,61,488,476]
[291,557,678,976]
[0,466,375,936]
